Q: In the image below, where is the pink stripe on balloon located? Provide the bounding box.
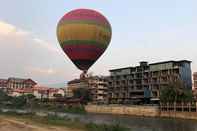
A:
[62,44,105,60]
[61,9,110,26]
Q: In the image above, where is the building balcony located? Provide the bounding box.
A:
[129,89,144,92]
[129,95,144,99]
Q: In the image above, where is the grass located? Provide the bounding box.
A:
[0,110,130,131]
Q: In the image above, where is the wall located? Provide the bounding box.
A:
[85,105,197,120]
[160,111,197,120]
[85,105,159,117]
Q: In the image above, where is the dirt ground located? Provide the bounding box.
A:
[0,116,83,131]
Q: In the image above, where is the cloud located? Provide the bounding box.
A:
[26,67,58,75]
[0,20,69,85]
[0,21,58,53]
[33,38,59,53]
[0,21,16,35]
[0,21,29,36]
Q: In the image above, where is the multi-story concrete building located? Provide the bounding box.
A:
[89,76,108,104]
[66,79,89,97]
[193,72,197,89]
[66,76,108,104]
[108,60,192,104]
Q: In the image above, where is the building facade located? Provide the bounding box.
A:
[193,72,197,89]
[88,76,108,104]
[33,86,65,99]
[66,79,89,97]
[66,76,108,104]
[0,79,8,91]
[0,77,37,93]
[7,78,37,90]
[108,60,192,104]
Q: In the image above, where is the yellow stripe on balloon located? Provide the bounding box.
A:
[57,23,111,45]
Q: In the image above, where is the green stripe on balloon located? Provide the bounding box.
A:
[58,20,111,31]
[60,40,108,49]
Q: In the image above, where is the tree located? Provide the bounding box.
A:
[73,88,92,104]
[0,89,10,102]
[10,94,36,109]
[160,80,193,103]
[0,89,12,107]
[11,95,27,108]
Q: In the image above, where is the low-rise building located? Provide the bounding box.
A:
[11,88,33,97]
[7,77,37,90]
[0,79,8,91]
[0,77,37,94]
[108,60,192,104]
[33,86,65,99]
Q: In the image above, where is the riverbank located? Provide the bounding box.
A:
[85,105,197,120]
[0,111,130,131]
[0,115,83,131]
[1,109,197,131]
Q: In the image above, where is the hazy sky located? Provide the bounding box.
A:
[0,0,197,85]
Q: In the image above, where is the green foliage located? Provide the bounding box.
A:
[86,122,130,131]
[0,110,130,131]
[0,89,11,102]
[11,95,27,108]
[64,105,86,114]
[160,81,194,103]
[0,93,36,109]
[25,94,36,100]
[73,88,92,104]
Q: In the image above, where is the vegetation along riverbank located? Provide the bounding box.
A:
[0,111,130,131]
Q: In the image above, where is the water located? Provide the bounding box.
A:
[77,113,197,131]
[1,109,197,131]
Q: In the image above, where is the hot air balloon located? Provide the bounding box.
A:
[57,9,112,78]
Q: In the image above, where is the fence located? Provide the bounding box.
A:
[160,102,197,112]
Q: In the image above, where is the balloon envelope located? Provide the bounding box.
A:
[57,9,112,71]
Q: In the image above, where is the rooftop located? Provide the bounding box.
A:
[149,60,191,65]
[109,60,191,72]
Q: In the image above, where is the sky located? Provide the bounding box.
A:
[0,0,197,85]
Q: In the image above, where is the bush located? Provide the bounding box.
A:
[64,105,86,114]
[86,122,130,131]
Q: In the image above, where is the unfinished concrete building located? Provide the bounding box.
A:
[108,60,192,104]
[66,76,108,104]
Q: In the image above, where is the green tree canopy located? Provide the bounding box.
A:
[73,88,92,104]
[160,80,193,103]
[0,89,11,102]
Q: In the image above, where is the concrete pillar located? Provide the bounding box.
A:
[189,102,191,112]
[182,102,184,112]
[174,102,176,112]
[196,102,197,112]
[167,102,169,111]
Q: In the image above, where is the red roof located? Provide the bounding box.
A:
[33,85,60,93]
[13,88,33,93]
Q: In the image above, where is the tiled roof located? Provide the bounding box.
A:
[8,78,37,84]
[13,88,33,93]
[33,86,61,93]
